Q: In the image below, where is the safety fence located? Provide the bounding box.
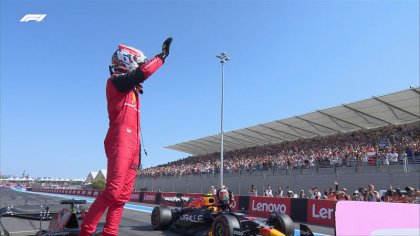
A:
[30,188,336,227]
[138,158,420,183]
[202,158,420,177]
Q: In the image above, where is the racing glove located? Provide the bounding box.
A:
[158,37,173,62]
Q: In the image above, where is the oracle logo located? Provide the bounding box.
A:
[131,193,140,199]
[312,204,333,219]
[144,194,155,201]
[180,214,204,223]
[251,200,287,213]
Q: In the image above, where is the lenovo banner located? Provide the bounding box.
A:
[307,199,336,227]
[142,191,157,204]
[248,196,291,218]
[131,191,141,202]
[161,192,177,198]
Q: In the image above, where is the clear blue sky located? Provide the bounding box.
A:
[1,0,418,179]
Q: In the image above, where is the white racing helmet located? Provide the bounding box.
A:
[111,44,148,73]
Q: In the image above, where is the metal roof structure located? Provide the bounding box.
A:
[165,87,420,155]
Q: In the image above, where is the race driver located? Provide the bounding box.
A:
[79,38,173,236]
[216,185,235,211]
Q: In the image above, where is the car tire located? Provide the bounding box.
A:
[151,206,172,230]
[212,214,241,236]
[271,212,294,236]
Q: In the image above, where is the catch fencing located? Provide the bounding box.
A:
[135,160,420,195]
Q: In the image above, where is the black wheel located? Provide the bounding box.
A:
[212,214,241,236]
[151,206,172,230]
[271,212,294,236]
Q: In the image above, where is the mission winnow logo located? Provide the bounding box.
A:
[20,14,47,22]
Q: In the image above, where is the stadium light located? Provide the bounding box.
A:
[216,52,230,187]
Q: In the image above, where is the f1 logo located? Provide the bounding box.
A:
[20,14,47,22]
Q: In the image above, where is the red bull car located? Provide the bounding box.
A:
[151,195,295,236]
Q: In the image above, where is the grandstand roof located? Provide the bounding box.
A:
[166,87,420,155]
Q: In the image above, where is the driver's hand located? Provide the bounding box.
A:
[160,37,173,61]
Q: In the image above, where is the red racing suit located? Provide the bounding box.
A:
[79,55,164,236]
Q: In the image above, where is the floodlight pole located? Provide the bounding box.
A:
[216,52,230,187]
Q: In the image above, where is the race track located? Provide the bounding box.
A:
[0,187,334,236]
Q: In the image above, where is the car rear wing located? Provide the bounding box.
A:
[161,196,192,203]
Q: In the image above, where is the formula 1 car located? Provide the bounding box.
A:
[151,195,295,236]
[0,199,103,236]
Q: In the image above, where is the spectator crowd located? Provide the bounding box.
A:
[139,122,420,177]
[252,183,420,204]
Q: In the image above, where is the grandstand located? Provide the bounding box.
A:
[136,87,420,195]
[167,87,419,155]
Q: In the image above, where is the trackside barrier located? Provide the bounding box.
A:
[92,190,100,197]
[157,192,177,206]
[232,195,240,211]
[141,191,157,204]
[183,193,205,199]
[130,191,141,202]
[291,198,307,223]
[383,196,409,203]
[28,188,336,227]
[307,199,336,226]
[248,196,291,218]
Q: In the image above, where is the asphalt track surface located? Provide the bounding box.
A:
[0,187,334,236]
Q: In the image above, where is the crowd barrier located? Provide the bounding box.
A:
[29,188,336,227]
